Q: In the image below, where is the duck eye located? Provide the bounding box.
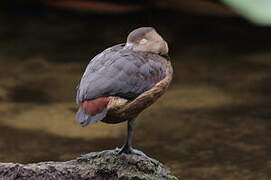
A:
[139,38,148,45]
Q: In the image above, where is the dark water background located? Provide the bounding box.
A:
[0,2,271,179]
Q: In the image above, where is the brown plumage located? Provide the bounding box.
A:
[75,27,173,155]
[83,97,110,116]
[103,58,172,124]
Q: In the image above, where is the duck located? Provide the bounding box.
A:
[75,27,173,155]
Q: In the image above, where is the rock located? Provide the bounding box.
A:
[0,149,179,180]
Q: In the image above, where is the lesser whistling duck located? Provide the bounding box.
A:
[75,27,173,155]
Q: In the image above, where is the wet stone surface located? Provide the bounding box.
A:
[0,150,178,180]
[78,150,178,180]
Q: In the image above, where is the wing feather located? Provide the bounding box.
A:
[76,44,167,104]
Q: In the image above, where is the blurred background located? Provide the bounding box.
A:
[0,0,271,179]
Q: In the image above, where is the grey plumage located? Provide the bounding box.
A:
[76,106,108,127]
[76,43,168,126]
[76,44,167,104]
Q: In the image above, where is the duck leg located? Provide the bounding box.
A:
[118,119,145,156]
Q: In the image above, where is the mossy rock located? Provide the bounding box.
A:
[0,149,179,179]
[77,149,179,180]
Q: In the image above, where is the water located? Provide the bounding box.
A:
[0,8,271,179]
